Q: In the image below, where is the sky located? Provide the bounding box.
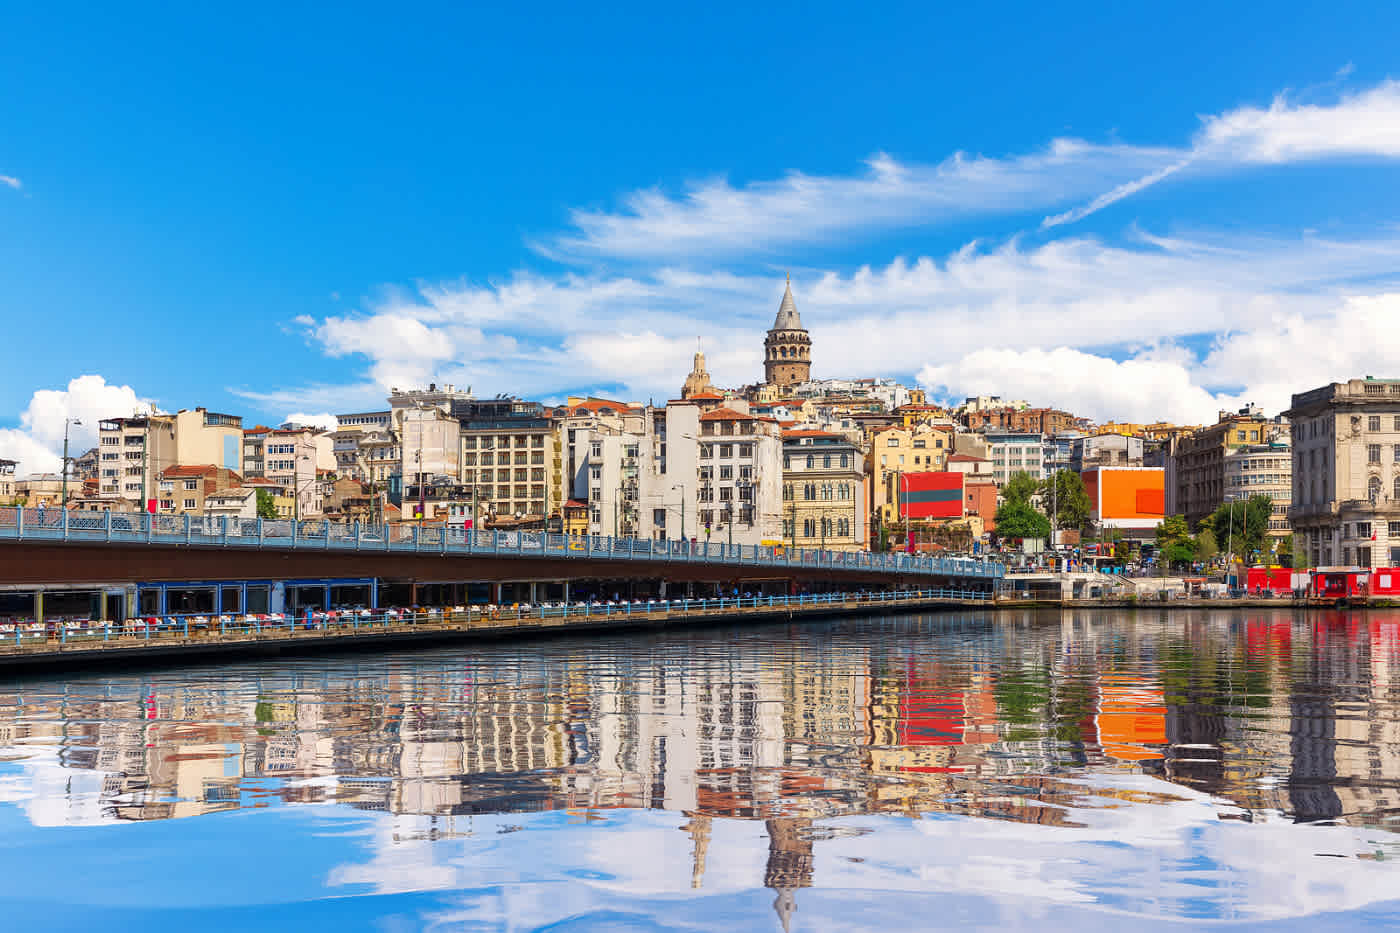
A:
[5,2,1400,472]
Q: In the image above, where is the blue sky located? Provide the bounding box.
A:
[5,2,1400,470]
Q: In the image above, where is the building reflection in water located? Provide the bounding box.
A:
[2,608,1400,923]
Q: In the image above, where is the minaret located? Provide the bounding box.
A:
[763,274,811,391]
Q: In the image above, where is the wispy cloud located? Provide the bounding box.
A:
[1046,79,1400,227]
[544,142,1175,261]
[0,175,20,190]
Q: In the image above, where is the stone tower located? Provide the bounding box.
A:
[681,345,714,399]
[763,276,811,390]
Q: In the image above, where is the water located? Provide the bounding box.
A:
[2,609,1399,932]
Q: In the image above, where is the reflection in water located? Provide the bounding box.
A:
[2,609,1400,929]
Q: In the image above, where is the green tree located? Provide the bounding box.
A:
[1042,469,1091,530]
[1156,514,1196,569]
[1001,470,1040,508]
[1194,527,1218,562]
[995,500,1052,540]
[255,489,278,520]
[1204,495,1273,563]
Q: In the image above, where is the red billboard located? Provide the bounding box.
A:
[898,471,965,520]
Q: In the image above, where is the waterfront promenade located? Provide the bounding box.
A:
[0,587,991,672]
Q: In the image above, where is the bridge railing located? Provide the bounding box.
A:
[0,507,1005,581]
[0,586,994,651]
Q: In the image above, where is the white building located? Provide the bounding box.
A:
[984,432,1044,486]
[1288,378,1400,570]
[1223,443,1292,538]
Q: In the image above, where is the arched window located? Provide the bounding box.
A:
[782,483,792,501]
[804,484,814,501]
[1370,475,1382,504]
[838,518,849,536]
[803,518,815,538]
[840,453,849,468]
[1394,475,1400,502]
[823,454,831,469]
[806,454,814,469]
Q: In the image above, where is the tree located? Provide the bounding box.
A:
[1194,527,1218,562]
[1001,470,1040,508]
[1042,469,1091,530]
[255,489,278,520]
[1156,514,1196,569]
[1203,495,1273,563]
[995,500,1052,541]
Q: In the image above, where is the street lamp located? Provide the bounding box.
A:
[671,483,686,544]
[61,418,82,507]
[293,454,313,526]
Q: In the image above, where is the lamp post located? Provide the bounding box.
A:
[293,454,313,526]
[61,417,81,507]
[671,483,686,544]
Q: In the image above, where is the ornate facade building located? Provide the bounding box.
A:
[681,348,714,399]
[763,277,811,390]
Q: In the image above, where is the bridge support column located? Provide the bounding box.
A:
[528,582,538,604]
[33,590,42,623]
[370,578,379,610]
[562,581,569,603]
[410,583,418,607]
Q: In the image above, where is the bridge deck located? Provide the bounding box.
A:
[0,589,990,672]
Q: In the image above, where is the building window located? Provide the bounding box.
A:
[887,438,898,447]
[802,518,815,538]
[1370,478,1382,504]
[840,453,850,468]
[783,518,793,537]
[806,454,814,469]
[183,498,196,509]
[1370,445,1382,465]
[1370,416,1383,432]
[654,509,666,527]
[783,483,792,501]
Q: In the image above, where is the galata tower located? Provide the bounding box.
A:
[763,275,811,390]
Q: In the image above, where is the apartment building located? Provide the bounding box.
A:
[1223,443,1292,537]
[261,427,333,518]
[866,424,953,529]
[1288,378,1400,570]
[330,410,392,480]
[1071,433,1145,473]
[156,465,242,514]
[455,397,560,526]
[984,431,1044,486]
[96,415,178,508]
[782,431,866,551]
[1169,407,1270,528]
[0,459,15,503]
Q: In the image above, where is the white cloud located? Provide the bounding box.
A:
[919,293,1400,424]
[0,375,152,476]
[283,412,340,432]
[0,175,20,190]
[267,228,1400,422]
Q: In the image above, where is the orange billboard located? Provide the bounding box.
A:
[1083,467,1165,529]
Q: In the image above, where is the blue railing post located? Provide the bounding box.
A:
[353,520,360,548]
[61,508,68,540]
[15,505,23,540]
[103,509,112,541]
[413,524,420,550]
[220,515,228,546]
[184,513,191,544]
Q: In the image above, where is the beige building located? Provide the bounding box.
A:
[97,414,177,507]
[203,487,260,521]
[156,465,242,515]
[1169,407,1270,528]
[868,424,953,528]
[16,474,67,508]
[1288,378,1400,569]
[456,398,561,527]
[782,431,866,551]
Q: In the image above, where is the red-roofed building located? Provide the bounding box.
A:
[156,465,242,514]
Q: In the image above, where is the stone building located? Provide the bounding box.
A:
[782,431,866,551]
[1288,377,1400,570]
[763,277,811,390]
[680,348,715,399]
[1223,442,1292,539]
[1168,407,1270,528]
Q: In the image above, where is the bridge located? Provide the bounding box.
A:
[0,507,1003,626]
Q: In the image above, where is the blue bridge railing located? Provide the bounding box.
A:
[0,507,1005,580]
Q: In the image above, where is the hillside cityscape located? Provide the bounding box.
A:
[1,277,1387,576]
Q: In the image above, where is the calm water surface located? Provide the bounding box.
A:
[2,609,1400,932]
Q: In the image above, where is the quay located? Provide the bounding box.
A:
[0,588,990,673]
